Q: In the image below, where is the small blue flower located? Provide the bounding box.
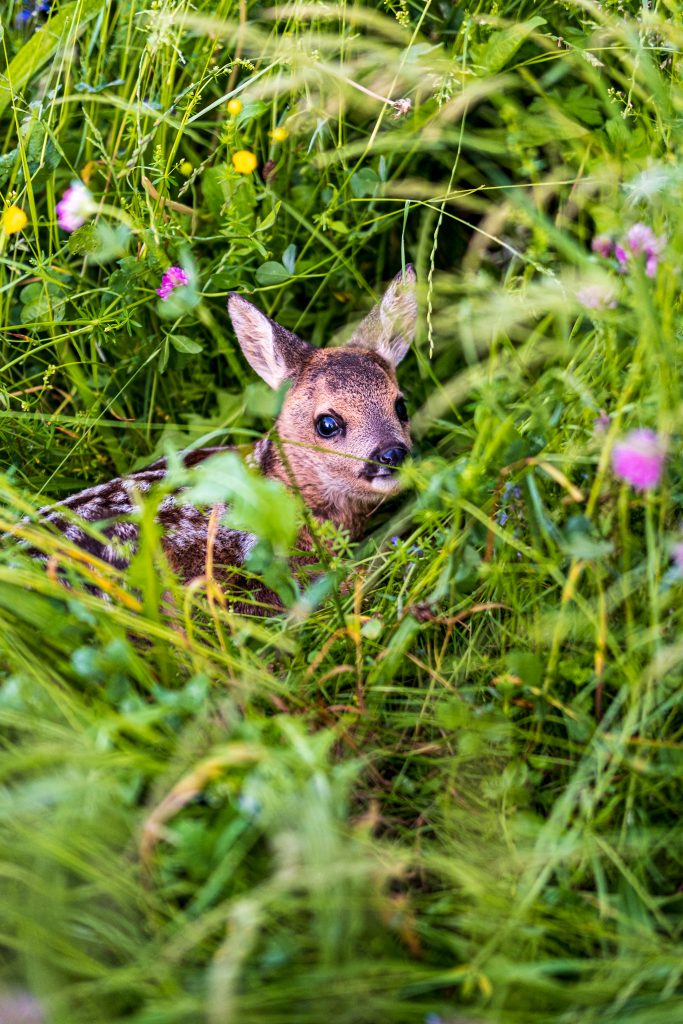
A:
[390,535,400,546]
[497,510,509,526]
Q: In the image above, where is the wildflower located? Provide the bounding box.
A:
[612,429,666,491]
[591,235,612,258]
[615,222,666,277]
[232,150,257,174]
[56,181,96,232]
[269,126,289,142]
[179,160,193,176]
[503,482,522,501]
[390,536,400,546]
[2,206,28,235]
[0,991,44,1024]
[15,0,51,30]
[227,98,243,116]
[391,97,413,118]
[672,542,683,573]
[615,244,628,268]
[577,283,617,310]
[156,265,189,300]
[593,409,611,436]
[625,222,657,254]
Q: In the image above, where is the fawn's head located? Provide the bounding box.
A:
[228,268,417,517]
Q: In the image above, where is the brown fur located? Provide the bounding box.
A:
[36,268,418,613]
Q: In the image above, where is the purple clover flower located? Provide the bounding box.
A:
[615,244,628,268]
[625,223,657,254]
[56,181,96,232]
[591,235,613,258]
[157,266,189,300]
[612,429,667,491]
[617,223,666,277]
[591,224,665,277]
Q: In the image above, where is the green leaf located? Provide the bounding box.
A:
[169,334,203,354]
[67,223,100,256]
[0,149,18,189]
[350,167,380,199]
[0,0,106,118]
[86,222,131,265]
[202,166,231,219]
[507,651,542,686]
[475,16,546,74]
[255,261,290,286]
[158,338,170,374]
[107,255,159,295]
[281,244,297,275]
[182,451,300,556]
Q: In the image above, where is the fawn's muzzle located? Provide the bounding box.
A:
[362,444,409,479]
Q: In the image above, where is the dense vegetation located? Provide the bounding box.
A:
[1,1,682,1021]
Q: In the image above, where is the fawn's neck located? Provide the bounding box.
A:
[253,437,368,539]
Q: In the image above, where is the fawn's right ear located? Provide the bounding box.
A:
[228,294,314,389]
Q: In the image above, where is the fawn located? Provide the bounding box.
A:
[37,266,417,611]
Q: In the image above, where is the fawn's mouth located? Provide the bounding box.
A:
[359,466,401,492]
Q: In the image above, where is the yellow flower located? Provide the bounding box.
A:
[179,160,193,176]
[2,206,27,235]
[80,160,96,185]
[232,150,257,174]
[227,98,243,116]
[269,126,289,143]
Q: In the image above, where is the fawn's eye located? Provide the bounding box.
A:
[316,414,343,438]
[395,397,408,422]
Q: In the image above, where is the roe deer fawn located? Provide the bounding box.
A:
[37,266,417,612]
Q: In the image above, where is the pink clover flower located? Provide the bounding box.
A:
[591,235,613,258]
[56,181,96,232]
[612,428,666,491]
[157,266,189,300]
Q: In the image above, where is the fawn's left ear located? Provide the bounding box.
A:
[228,294,314,389]
[346,264,417,368]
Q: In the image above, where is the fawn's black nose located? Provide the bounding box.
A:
[378,445,408,468]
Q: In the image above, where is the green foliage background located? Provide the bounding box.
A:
[0,1,682,1022]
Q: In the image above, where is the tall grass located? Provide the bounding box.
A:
[0,1,682,1022]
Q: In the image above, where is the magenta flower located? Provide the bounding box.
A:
[56,181,96,232]
[156,265,189,300]
[625,223,656,254]
[591,235,613,258]
[612,429,667,491]
[616,223,666,277]
[615,244,628,268]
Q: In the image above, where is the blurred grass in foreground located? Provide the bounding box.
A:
[0,1,682,1022]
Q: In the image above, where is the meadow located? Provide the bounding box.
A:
[0,1,682,1022]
